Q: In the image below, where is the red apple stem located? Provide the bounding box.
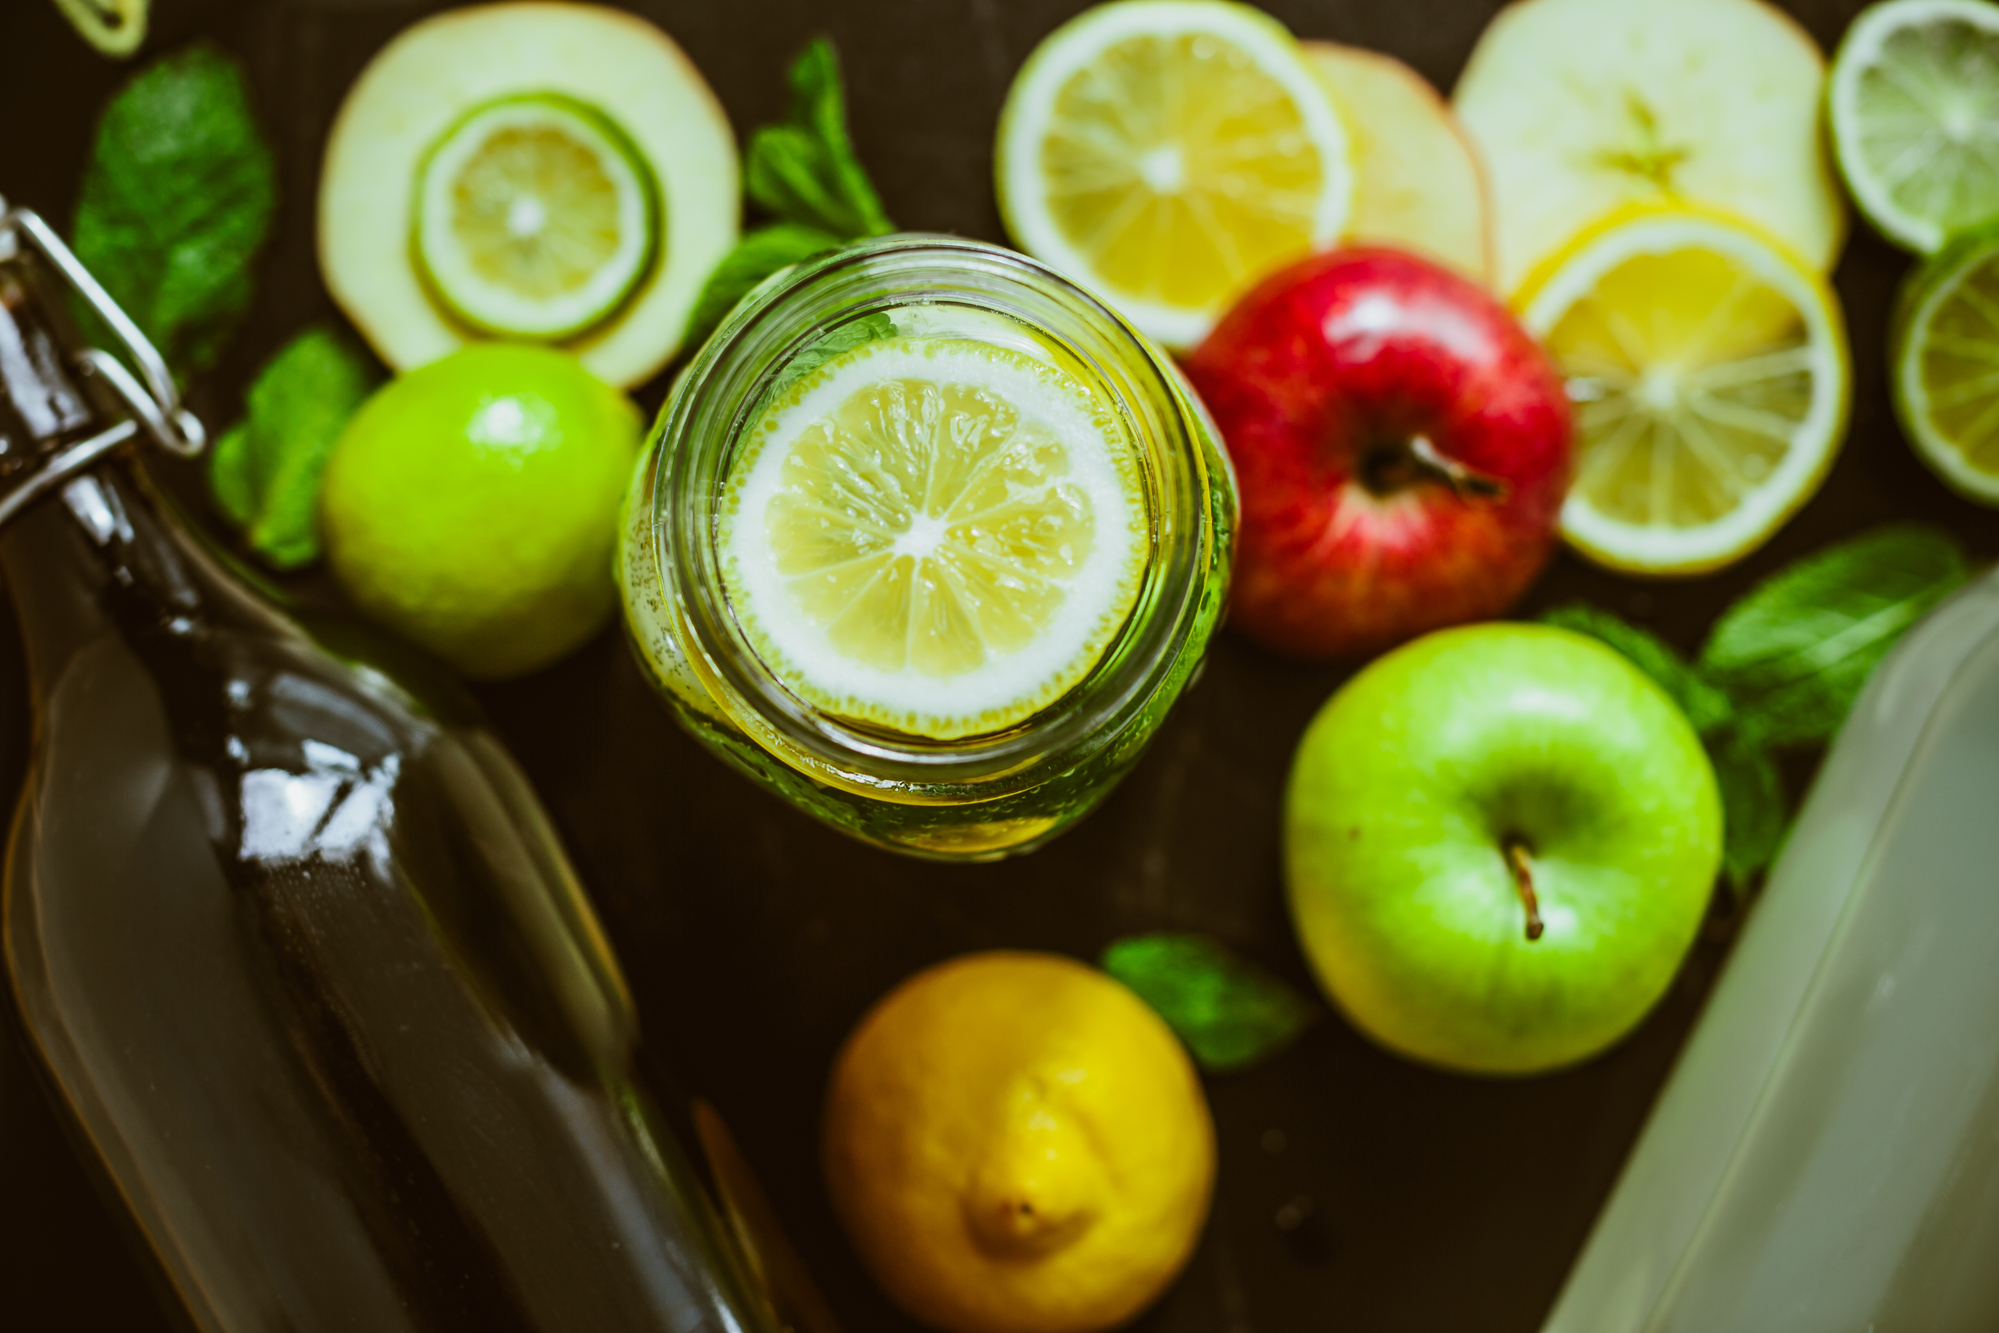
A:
[1505,840,1545,942]
[1409,436,1508,501]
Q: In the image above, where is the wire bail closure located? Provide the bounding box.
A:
[0,200,207,527]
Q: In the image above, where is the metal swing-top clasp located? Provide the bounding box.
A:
[0,195,207,528]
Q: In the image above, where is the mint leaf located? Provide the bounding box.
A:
[1537,604,1780,896]
[1540,604,1733,735]
[685,40,895,357]
[1101,934,1318,1073]
[687,222,846,352]
[210,327,380,569]
[1700,525,1971,746]
[208,420,257,527]
[73,44,276,376]
[1708,726,1786,898]
[746,39,893,241]
[768,311,897,399]
[1539,526,1974,904]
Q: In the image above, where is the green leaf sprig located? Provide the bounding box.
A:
[1543,524,1972,897]
[1101,933,1319,1074]
[686,39,894,348]
[210,327,381,569]
[72,43,276,377]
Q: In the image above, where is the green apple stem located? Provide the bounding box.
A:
[1504,840,1545,941]
[1409,436,1508,501]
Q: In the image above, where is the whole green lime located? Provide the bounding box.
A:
[321,343,641,679]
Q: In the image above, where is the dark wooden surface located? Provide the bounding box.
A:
[1,0,1992,1330]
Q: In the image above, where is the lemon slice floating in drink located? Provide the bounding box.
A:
[414,93,660,341]
[1518,207,1850,575]
[995,0,1352,350]
[720,338,1148,741]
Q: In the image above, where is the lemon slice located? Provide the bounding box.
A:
[1830,0,1999,255]
[414,93,659,341]
[1518,208,1850,574]
[994,0,1352,350]
[1893,228,1999,505]
[720,338,1148,741]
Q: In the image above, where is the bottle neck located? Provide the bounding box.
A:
[0,256,271,711]
[0,258,94,470]
[2,460,222,710]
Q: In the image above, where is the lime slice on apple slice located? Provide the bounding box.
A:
[413,92,660,342]
[720,337,1148,741]
[319,4,738,388]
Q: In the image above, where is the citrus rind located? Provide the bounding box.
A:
[53,0,148,57]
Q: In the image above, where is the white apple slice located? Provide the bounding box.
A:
[319,2,738,389]
[1452,0,1846,296]
[1303,41,1493,285]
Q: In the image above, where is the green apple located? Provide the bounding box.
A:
[1285,623,1722,1076]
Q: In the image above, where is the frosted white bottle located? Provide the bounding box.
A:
[1543,568,1999,1333]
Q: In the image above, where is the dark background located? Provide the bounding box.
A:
[0,0,1991,1329]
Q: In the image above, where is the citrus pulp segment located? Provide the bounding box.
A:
[1452,0,1844,296]
[1518,209,1850,574]
[415,93,659,341]
[995,0,1352,350]
[1829,0,1999,255]
[1894,230,1999,504]
[720,338,1148,741]
[318,1,737,388]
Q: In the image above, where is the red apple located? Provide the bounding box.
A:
[1182,247,1572,659]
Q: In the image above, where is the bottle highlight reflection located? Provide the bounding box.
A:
[0,222,775,1331]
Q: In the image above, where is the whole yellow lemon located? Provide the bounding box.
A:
[823,951,1215,1333]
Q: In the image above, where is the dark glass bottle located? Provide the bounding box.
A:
[0,214,778,1333]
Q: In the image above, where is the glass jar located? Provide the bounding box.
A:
[620,236,1235,860]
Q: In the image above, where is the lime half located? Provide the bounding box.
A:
[1830,0,1999,254]
[414,92,661,341]
[1894,228,1999,504]
[720,338,1148,741]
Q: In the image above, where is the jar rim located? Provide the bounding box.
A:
[648,234,1223,792]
